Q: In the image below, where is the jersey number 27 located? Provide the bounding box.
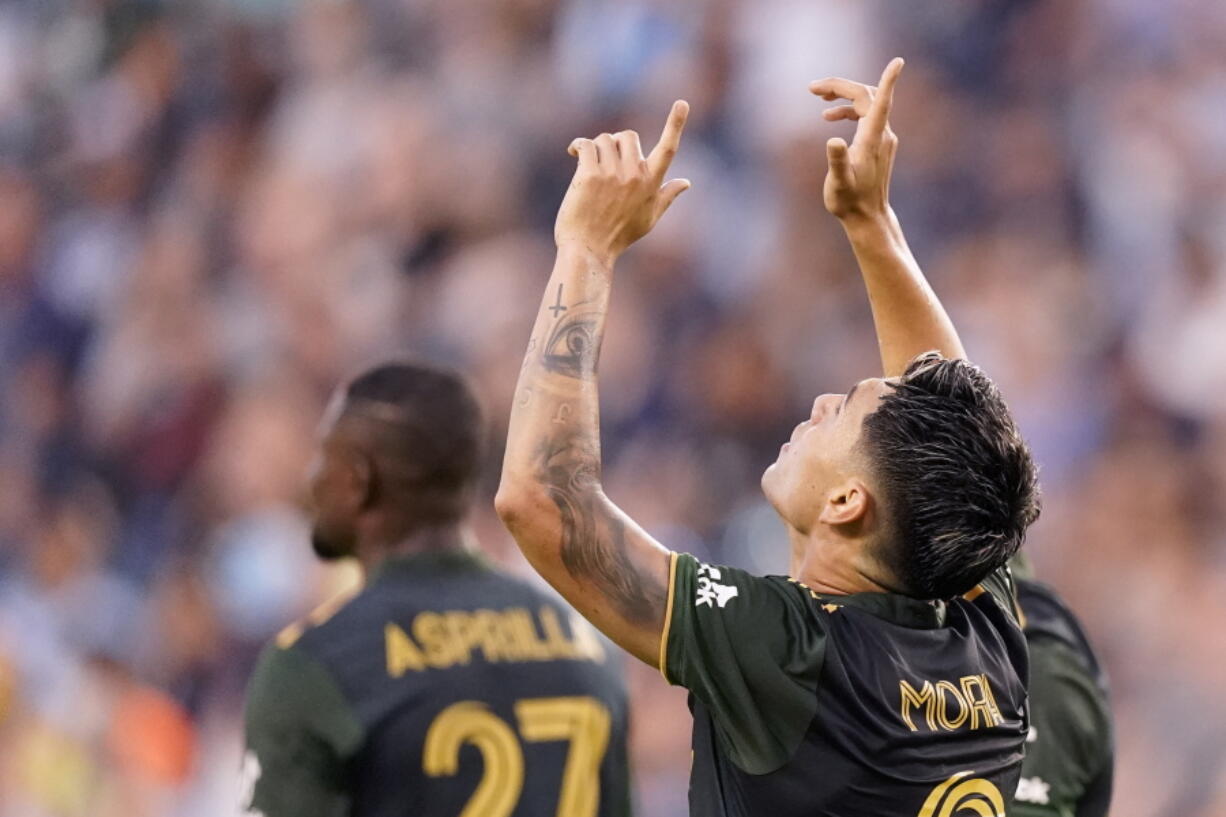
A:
[423,696,611,817]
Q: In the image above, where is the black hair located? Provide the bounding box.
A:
[342,361,484,524]
[862,352,1040,599]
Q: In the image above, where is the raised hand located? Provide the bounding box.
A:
[501,105,688,670]
[554,101,691,262]
[810,58,904,221]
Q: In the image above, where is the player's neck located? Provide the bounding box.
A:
[788,526,893,596]
[355,523,472,575]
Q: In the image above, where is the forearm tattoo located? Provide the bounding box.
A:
[548,284,568,318]
[537,433,666,626]
[542,310,601,379]
[516,279,662,625]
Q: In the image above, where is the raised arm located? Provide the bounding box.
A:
[811,59,966,375]
[495,103,692,668]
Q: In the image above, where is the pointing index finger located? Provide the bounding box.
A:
[647,100,689,180]
[861,57,904,143]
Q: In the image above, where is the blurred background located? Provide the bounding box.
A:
[0,0,1224,814]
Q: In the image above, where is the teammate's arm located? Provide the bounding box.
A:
[242,644,362,817]
[496,103,692,668]
[811,58,967,376]
[1076,759,1113,817]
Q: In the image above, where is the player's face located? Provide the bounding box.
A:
[306,393,359,561]
[761,378,892,531]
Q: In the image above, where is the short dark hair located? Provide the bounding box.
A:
[862,353,1040,599]
[343,362,484,523]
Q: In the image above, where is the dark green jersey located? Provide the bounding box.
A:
[1011,578,1113,817]
[661,553,1029,817]
[242,550,631,817]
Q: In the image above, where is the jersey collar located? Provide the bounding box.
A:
[369,547,491,583]
[788,577,948,628]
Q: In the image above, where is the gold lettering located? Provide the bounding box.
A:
[569,614,606,663]
[444,611,476,665]
[497,609,529,662]
[473,610,506,662]
[935,680,970,730]
[501,609,529,660]
[517,609,552,660]
[495,611,519,661]
[540,607,576,660]
[413,613,455,669]
[981,674,1004,726]
[961,674,1003,729]
[902,674,1003,732]
[386,607,604,676]
[385,622,426,677]
[900,680,937,731]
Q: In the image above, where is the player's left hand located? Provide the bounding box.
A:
[810,58,904,222]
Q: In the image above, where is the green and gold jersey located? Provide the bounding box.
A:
[241,549,631,817]
[660,553,1029,817]
[1011,578,1113,817]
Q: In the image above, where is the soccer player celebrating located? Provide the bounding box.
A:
[1012,556,1114,816]
[497,58,1040,815]
[242,363,630,817]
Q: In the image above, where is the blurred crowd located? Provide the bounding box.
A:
[1,0,1224,814]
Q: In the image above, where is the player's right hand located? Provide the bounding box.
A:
[554,101,691,263]
[810,58,904,222]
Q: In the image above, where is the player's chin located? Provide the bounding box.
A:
[760,466,792,524]
[760,460,782,498]
[310,530,353,562]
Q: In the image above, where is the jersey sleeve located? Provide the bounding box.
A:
[660,553,824,774]
[242,642,365,817]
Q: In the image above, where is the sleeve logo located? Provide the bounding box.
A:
[1015,776,1051,805]
[239,750,266,817]
[695,564,739,608]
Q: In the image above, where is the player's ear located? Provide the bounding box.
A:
[819,478,869,527]
[332,446,376,512]
[350,450,376,510]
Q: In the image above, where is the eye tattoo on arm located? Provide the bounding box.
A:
[541,311,600,379]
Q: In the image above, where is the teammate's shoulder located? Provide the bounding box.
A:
[246,620,366,758]
[1016,577,1083,641]
[1016,577,1108,691]
[1027,637,1113,749]
[274,585,364,651]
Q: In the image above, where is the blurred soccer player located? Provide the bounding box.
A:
[242,362,630,817]
[1012,557,1114,816]
[497,59,1039,814]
